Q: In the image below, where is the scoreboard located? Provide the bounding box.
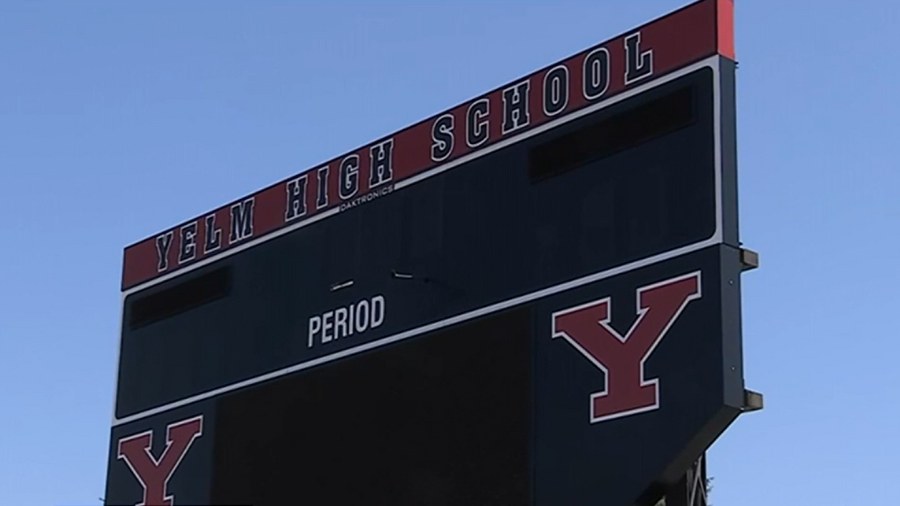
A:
[105,1,753,505]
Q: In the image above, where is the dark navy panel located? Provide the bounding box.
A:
[106,245,743,506]
[116,67,718,419]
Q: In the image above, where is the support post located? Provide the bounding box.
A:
[654,453,708,506]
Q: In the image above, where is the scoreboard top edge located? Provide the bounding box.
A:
[121,0,736,292]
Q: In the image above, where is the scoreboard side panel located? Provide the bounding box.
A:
[534,244,744,504]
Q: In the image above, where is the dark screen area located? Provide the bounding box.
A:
[128,267,232,329]
[529,85,695,181]
[210,308,533,506]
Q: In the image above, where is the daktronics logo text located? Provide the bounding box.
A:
[552,272,701,423]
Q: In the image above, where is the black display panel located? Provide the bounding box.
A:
[116,67,717,420]
[209,308,532,505]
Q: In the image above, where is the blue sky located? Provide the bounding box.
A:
[1,1,898,505]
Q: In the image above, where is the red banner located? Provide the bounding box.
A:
[122,0,734,291]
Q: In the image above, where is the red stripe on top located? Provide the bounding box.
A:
[717,0,736,60]
[122,0,727,291]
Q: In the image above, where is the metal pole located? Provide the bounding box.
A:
[654,453,708,506]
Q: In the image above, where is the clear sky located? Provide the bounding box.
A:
[1,1,898,505]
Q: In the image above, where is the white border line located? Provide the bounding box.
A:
[112,56,723,427]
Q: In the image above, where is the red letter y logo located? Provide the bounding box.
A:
[117,416,203,506]
[552,273,701,423]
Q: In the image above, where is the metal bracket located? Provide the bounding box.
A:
[740,247,760,271]
[329,279,355,292]
[391,270,414,280]
[742,388,764,413]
